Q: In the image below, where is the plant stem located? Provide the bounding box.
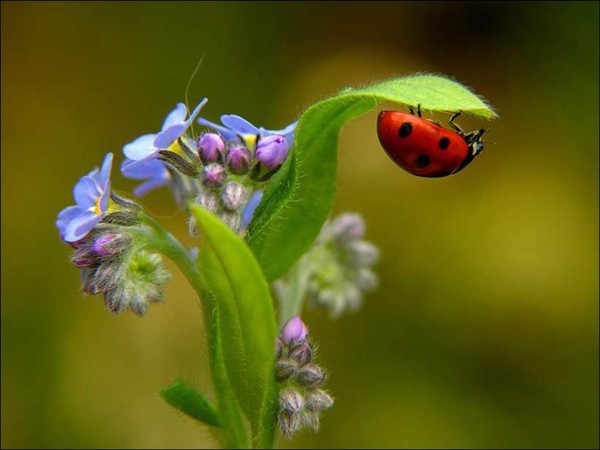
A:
[277,256,311,326]
[130,215,233,446]
[139,214,204,296]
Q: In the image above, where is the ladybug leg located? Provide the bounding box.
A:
[449,111,464,134]
[409,105,415,115]
[417,104,422,118]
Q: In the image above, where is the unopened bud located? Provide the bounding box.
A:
[279,388,304,414]
[71,248,98,268]
[278,410,301,438]
[91,261,124,294]
[226,145,251,174]
[201,163,227,188]
[198,133,226,163]
[197,192,220,213]
[275,359,298,382]
[330,213,365,242]
[304,389,334,412]
[355,268,378,291]
[288,340,313,366]
[92,233,131,258]
[347,241,380,266]
[221,182,248,212]
[296,364,325,388]
[255,135,289,168]
[281,316,308,345]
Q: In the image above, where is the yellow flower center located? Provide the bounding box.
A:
[168,139,183,155]
[240,133,258,151]
[94,193,103,215]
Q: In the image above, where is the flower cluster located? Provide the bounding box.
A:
[56,154,170,315]
[275,213,379,318]
[307,213,379,316]
[275,317,334,438]
[120,100,297,234]
[76,226,171,316]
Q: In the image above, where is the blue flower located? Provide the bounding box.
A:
[197,114,297,149]
[121,100,207,195]
[57,153,113,243]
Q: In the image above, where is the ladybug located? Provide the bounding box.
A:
[377,105,487,177]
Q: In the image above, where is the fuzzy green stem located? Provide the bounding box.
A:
[277,256,312,326]
[130,215,236,445]
[139,214,205,300]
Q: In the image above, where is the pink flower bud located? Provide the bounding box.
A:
[255,135,289,168]
[226,144,252,174]
[197,133,226,163]
[281,316,308,345]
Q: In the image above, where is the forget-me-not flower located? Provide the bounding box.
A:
[197,114,297,150]
[56,153,114,243]
[121,99,207,194]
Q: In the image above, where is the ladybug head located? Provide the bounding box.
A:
[453,128,487,174]
[469,129,486,157]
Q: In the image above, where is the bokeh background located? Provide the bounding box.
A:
[2,2,598,448]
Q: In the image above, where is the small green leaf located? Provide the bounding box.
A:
[191,205,277,442]
[160,380,220,427]
[248,73,496,280]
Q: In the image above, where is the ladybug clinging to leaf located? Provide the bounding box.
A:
[377,105,487,178]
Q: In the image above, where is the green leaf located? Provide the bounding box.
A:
[208,307,252,449]
[247,73,497,281]
[191,205,278,443]
[160,380,220,427]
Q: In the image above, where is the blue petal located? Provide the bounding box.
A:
[221,114,259,134]
[123,134,157,161]
[183,98,208,129]
[121,158,167,179]
[63,210,103,242]
[197,117,238,141]
[258,122,298,146]
[133,177,169,197]
[97,153,114,187]
[154,123,186,149]
[241,190,264,230]
[74,175,101,208]
[162,103,187,130]
[56,205,83,238]
[266,120,298,143]
[99,180,110,213]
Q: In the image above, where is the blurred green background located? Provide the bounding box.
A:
[2,2,598,448]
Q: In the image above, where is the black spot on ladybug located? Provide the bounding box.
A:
[439,137,450,150]
[413,155,430,168]
[398,122,412,138]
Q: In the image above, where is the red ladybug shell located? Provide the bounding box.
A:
[377,111,469,178]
